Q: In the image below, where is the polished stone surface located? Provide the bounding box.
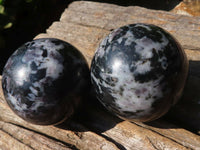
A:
[2,38,90,125]
[91,24,188,122]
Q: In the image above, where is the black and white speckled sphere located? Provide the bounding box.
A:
[2,38,90,125]
[91,23,188,122]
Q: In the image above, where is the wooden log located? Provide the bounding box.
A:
[0,1,200,149]
[1,87,200,150]
[0,121,73,150]
[36,1,200,133]
[171,0,200,17]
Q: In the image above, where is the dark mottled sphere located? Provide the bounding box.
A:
[2,38,90,125]
[91,23,188,122]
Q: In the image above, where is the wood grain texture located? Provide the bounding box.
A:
[1,1,200,149]
[172,0,200,17]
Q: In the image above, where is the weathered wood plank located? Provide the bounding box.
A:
[0,129,32,150]
[1,1,200,149]
[1,87,199,150]
[172,0,200,17]
[61,1,200,50]
[0,121,72,150]
[0,96,119,150]
[35,1,200,133]
[36,1,200,133]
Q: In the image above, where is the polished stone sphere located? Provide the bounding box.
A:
[2,38,90,125]
[91,23,188,122]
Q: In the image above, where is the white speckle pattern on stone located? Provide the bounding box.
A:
[2,38,90,125]
[91,23,188,122]
[134,23,152,31]
[134,60,152,74]
[8,93,25,112]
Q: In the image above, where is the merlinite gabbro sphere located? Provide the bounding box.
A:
[2,38,90,125]
[91,23,188,122]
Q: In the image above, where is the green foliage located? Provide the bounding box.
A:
[1,0,36,29]
[0,0,65,45]
[0,0,68,71]
[0,0,11,30]
[0,0,65,32]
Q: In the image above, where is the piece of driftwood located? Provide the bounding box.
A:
[0,1,200,149]
[171,0,200,17]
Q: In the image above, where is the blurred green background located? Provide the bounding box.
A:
[0,0,69,73]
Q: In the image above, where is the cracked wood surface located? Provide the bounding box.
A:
[1,1,200,149]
